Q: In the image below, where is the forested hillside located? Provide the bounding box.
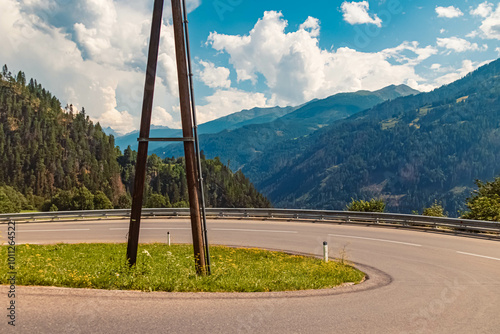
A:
[252,58,500,216]
[153,84,418,169]
[0,65,123,208]
[118,148,270,209]
[0,65,270,212]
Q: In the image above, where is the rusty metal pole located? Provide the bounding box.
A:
[126,0,164,266]
[171,0,206,274]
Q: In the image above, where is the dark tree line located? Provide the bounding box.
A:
[119,148,270,208]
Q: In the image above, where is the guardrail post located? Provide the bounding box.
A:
[323,242,328,262]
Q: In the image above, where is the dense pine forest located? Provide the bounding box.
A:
[118,148,270,209]
[0,65,270,213]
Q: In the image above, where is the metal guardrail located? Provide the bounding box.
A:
[1,208,499,238]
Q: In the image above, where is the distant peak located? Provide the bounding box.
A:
[372,84,420,99]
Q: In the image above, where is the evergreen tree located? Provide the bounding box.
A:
[71,187,94,211]
[462,176,500,221]
[0,190,17,213]
[422,200,447,217]
[145,193,168,208]
[93,191,113,210]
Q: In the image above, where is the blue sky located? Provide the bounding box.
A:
[0,0,499,135]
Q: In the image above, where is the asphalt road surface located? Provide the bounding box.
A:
[1,218,499,333]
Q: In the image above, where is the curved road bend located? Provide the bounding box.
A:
[1,218,500,333]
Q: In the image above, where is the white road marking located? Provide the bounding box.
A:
[18,229,91,232]
[109,227,190,230]
[457,251,500,261]
[212,228,298,234]
[328,234,422,247]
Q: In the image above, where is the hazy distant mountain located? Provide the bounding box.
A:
[113,106,298,152]
[200,105,298,134]
[274,84,419,132]
[102,126,119,137]
[153,84,418,166]
[252,58,500,215]
[114,126,182,152]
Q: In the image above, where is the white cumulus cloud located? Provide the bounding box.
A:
[157,22,180,97]
[208,11,436,106]
[471,2,494,18]
[196,89,271,124]
[72,0,152,68]
[96,84,137,135]
[433,59,493,87]
[299,16,321,37]
[435,6,464,18]
[466,30,480,38]
[340,1,382,27]
[199,60,231,89]
[475,3,500,39]
[430,63,440,70]
[436,37,487,52]
[151,106,179,128]
[0,0,202,135]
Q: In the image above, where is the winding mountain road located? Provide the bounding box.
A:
[1,218,500,333]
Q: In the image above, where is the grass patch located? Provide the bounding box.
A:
[380,118,399,130]
[0,243,365,292]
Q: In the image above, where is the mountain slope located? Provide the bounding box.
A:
[199,105,297,134]
[253,58,500,215]
[114,105,297,151]
[154,84,418,169]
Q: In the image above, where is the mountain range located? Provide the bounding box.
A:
[250,58,500,215]
[113,105,297,151]
[110,58,500,215]
[147,84,419,168]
